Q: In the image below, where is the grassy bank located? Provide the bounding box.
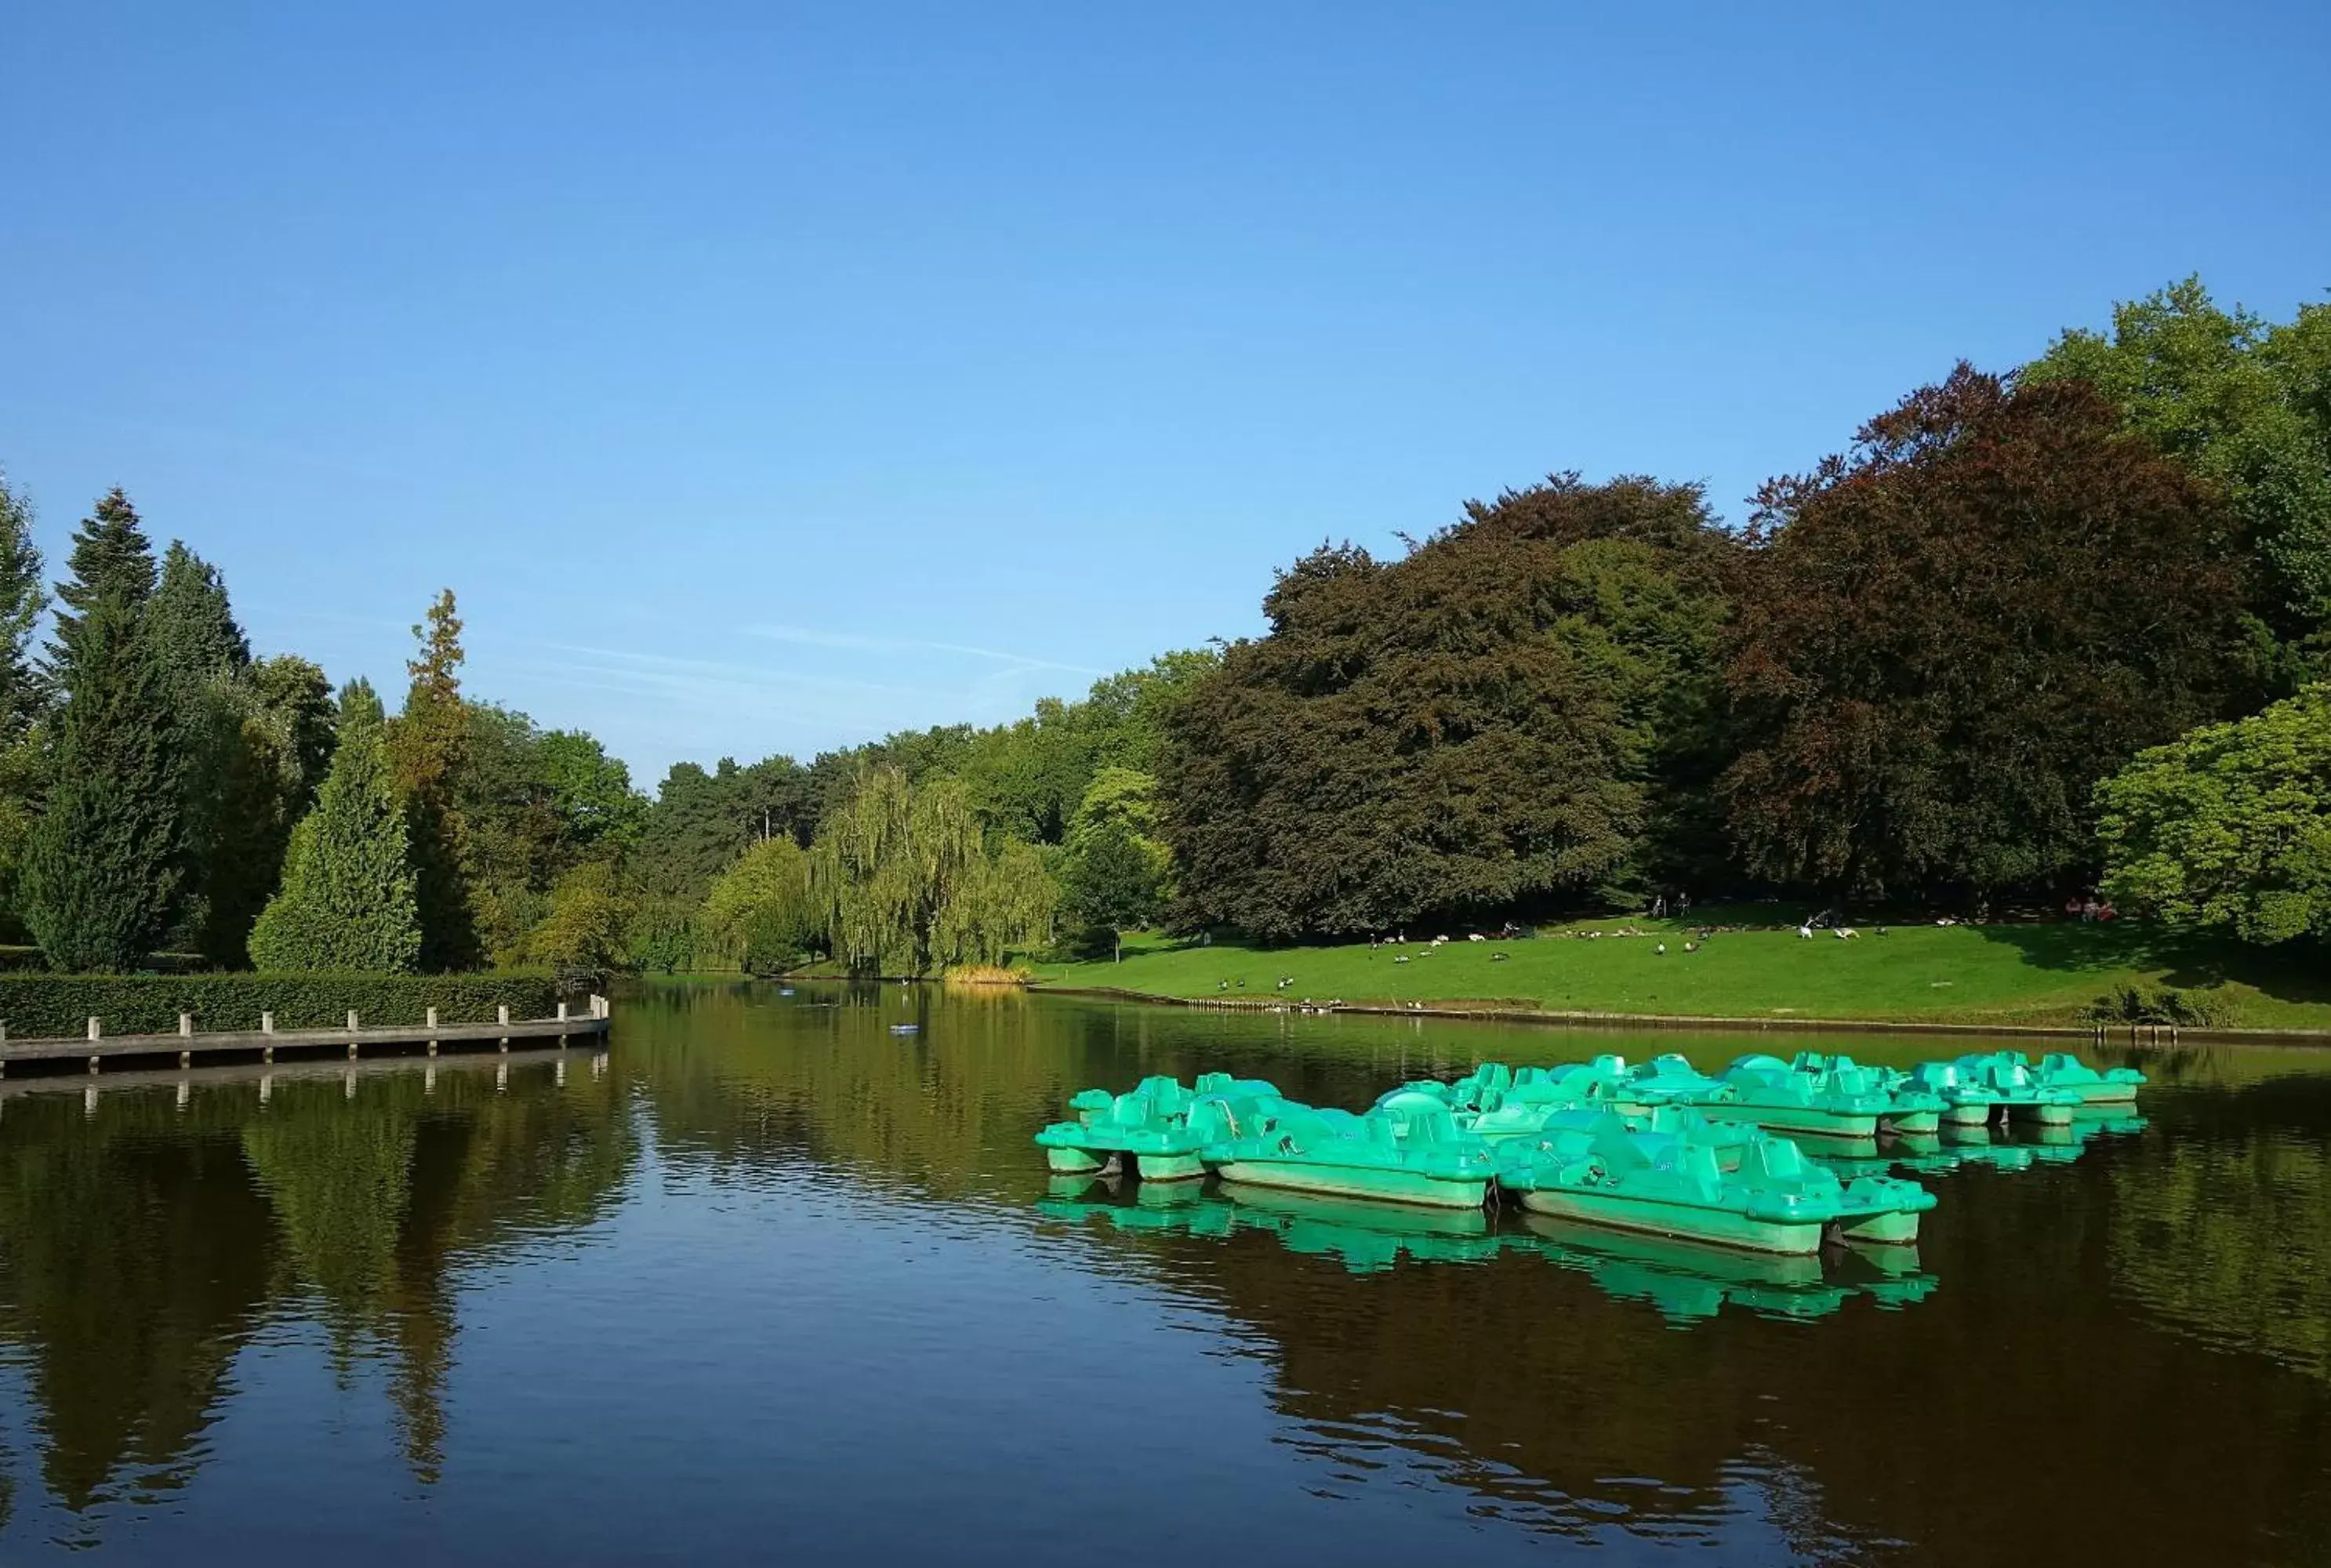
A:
[1027,916,2331,1031]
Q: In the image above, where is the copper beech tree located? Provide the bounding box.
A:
[1721,365,2260,900]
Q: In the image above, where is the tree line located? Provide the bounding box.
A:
[1162,278,2329,946]
[0,473,1203,974]
[2,274,2321,976]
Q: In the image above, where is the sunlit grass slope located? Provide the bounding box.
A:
[1028,914,2331,1030]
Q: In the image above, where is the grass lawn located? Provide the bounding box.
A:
[1027,912,2331,1030]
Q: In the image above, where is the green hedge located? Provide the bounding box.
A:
[0,972,561,1040]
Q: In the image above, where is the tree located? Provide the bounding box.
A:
[21,492,183,970]
[453,705,642,960]
[1082,648,1223,775]
[1062,821,1165,961]
[807,766,1055,973]
[699,836,819,972]
[633,753,812,903]
[146,542,250,681]
[147,542,260,962]
[388,590,481,970]
[525,862,635,971]
[1722,365,2258,901]
[932,837,1057,968]
[0,470,48,746]
[1161,476,1737,938]
[2096,684,2331,945]
[46,488,155,668]
[2026,279,2331,680]
[249,681,423,971]
[0,472,48,938]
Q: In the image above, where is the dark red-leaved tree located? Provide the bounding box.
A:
[1162,476,1739,938]
[1722,364,2260,901]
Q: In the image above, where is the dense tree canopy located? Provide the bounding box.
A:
[1160,477,1737,938]
[2097,684,2331,945]
[1721,365,2257,900]
[2026,278,2331,679]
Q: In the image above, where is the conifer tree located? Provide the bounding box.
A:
[0,473,49,937]
[147,542,260,962]
[249,680,422,971]
[22,492,183,969]
[0,470,48,746]
[389,590,482,970]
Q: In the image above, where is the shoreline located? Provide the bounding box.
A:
[1022,982,2331,1047]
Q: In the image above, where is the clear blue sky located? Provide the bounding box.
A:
[2,2,2325,786]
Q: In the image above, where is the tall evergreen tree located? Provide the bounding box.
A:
[0,472,48,939]
[388,590,481,970]
[147,542,260,962]
[22,492,183,969]
[249,680,422,972]
[47,488,156,670]
[0,470,49,745]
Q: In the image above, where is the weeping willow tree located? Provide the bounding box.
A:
[700,835,822,972]
[808,766,1057,974]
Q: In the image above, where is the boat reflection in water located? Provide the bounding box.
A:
[1039,1176,1936,1324]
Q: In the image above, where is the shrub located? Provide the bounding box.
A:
[0,971,557,1040]
[2080,983,2231,1028]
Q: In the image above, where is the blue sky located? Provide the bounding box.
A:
[2,1,2325,786]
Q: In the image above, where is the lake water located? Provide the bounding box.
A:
[0,982,2326,1564]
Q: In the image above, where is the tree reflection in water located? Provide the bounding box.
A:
[0,1051,633,1511]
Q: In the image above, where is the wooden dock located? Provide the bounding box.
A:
[0,995,611,1076]
[0,1040,607,1109]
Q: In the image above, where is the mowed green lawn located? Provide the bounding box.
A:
[1029,914,2331,1029]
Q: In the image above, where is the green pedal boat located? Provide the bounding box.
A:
[1496,1113,1934,1254]
[1200,1095,1499,1209]
[1952,1053,2082,1126]
[1623,1054,1735,1108]
[1379,1057,1651,1142]
[2022,1051,2146,1106]
[1034,1072,1280,1180]
[1895,1058,2017,1127]
[1788,1052,1948,1134]
[1530,1103,1759,1171]
[1693,1054,1894,1139]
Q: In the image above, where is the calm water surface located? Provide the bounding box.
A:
[1,982,2327,1564]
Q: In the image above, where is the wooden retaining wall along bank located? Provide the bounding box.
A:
[0,994,612,1076]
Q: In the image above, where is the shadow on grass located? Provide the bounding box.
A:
[1973,922,2331,1007]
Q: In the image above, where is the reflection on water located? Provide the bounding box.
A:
[0,982,2326,1563]
[0,1051,631,1530]
[1037,1179,1941,1326]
